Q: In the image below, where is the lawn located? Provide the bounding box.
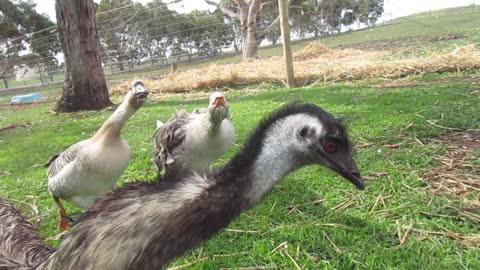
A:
[0,72,479,269]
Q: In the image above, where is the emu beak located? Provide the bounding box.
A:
[319,151,364,190]
[213,96,225,108]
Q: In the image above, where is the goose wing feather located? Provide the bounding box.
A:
[46,141,86,179]
[153,109,191,173]
[191,107,207,114]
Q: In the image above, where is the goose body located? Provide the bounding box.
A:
[46,81,149,228]
[47,139,130,208]
[1,102,364,269]
[154,92,235,173]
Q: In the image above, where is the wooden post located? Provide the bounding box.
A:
[278,0,295,87]
[170,62,177,73]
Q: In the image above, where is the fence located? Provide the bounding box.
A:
[0,1,478,90]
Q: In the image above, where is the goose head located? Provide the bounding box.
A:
[127,81,149,109]
[254,103,364,190]
[208,92,229,123]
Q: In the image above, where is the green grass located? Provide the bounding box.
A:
[1,73,64,89]
[0,72,479,269]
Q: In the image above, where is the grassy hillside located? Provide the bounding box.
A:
[250,6,480,58]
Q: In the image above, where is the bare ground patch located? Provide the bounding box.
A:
[0,100,53,111]
[0,122,30,133]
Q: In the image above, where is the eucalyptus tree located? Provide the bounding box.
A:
[204,0,286,59]
[193,10,233,57]
[291,0,384,37]
[55,0,111,112]
[354,0,384,27]
[172,10,232,61]
[96,0,148,71]
[29,15,60,84]
[144,0,177,65]
[0,0,57,88]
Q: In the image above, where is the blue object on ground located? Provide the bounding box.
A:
[10,93,42,103]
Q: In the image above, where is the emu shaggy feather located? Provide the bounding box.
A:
[0,199,54,269]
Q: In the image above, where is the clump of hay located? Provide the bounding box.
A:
[110,44,480,96]
[293,41,330,61]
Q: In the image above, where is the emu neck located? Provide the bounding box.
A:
[241,131,298,206]
[94,99,134,141]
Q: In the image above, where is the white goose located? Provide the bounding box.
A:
[45,81,149,229]
[153,92,235,174]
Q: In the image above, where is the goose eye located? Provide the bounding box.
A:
[323,142,337,153]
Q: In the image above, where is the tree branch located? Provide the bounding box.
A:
[247,0,263,26]
[204,0,241,18]
[233,0,249,11]
[258,0,294,38]
[257,15,280,38]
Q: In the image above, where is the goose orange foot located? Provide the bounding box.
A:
[58,217,70,230]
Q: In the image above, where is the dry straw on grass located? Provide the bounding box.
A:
[110,42,480,97]
[422,132,480,195]
[293,41,330,61]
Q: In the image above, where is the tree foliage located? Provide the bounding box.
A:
[144,0,177,65]
[291,0,384,37]
[96,0,232,68]
[97,0,149,70]
[0,0,57,88]
[173,10,232,60]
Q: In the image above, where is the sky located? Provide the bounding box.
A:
[33,0,477,23]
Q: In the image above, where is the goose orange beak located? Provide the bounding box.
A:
[213,97,225,108]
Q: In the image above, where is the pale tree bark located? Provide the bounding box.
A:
[55,0,112,112]
[205,0,281,59]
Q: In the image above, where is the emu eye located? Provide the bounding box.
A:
[323,142,337,153]
[299,127,309,138]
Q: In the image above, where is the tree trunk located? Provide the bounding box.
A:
[39,71,45,85]
[2,78,8,89]
[55,0,111,112]
[243,26,258,59]
[242,2,259,59]
[205,0,281,59]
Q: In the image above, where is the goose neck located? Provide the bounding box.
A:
[94,99,135,141]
